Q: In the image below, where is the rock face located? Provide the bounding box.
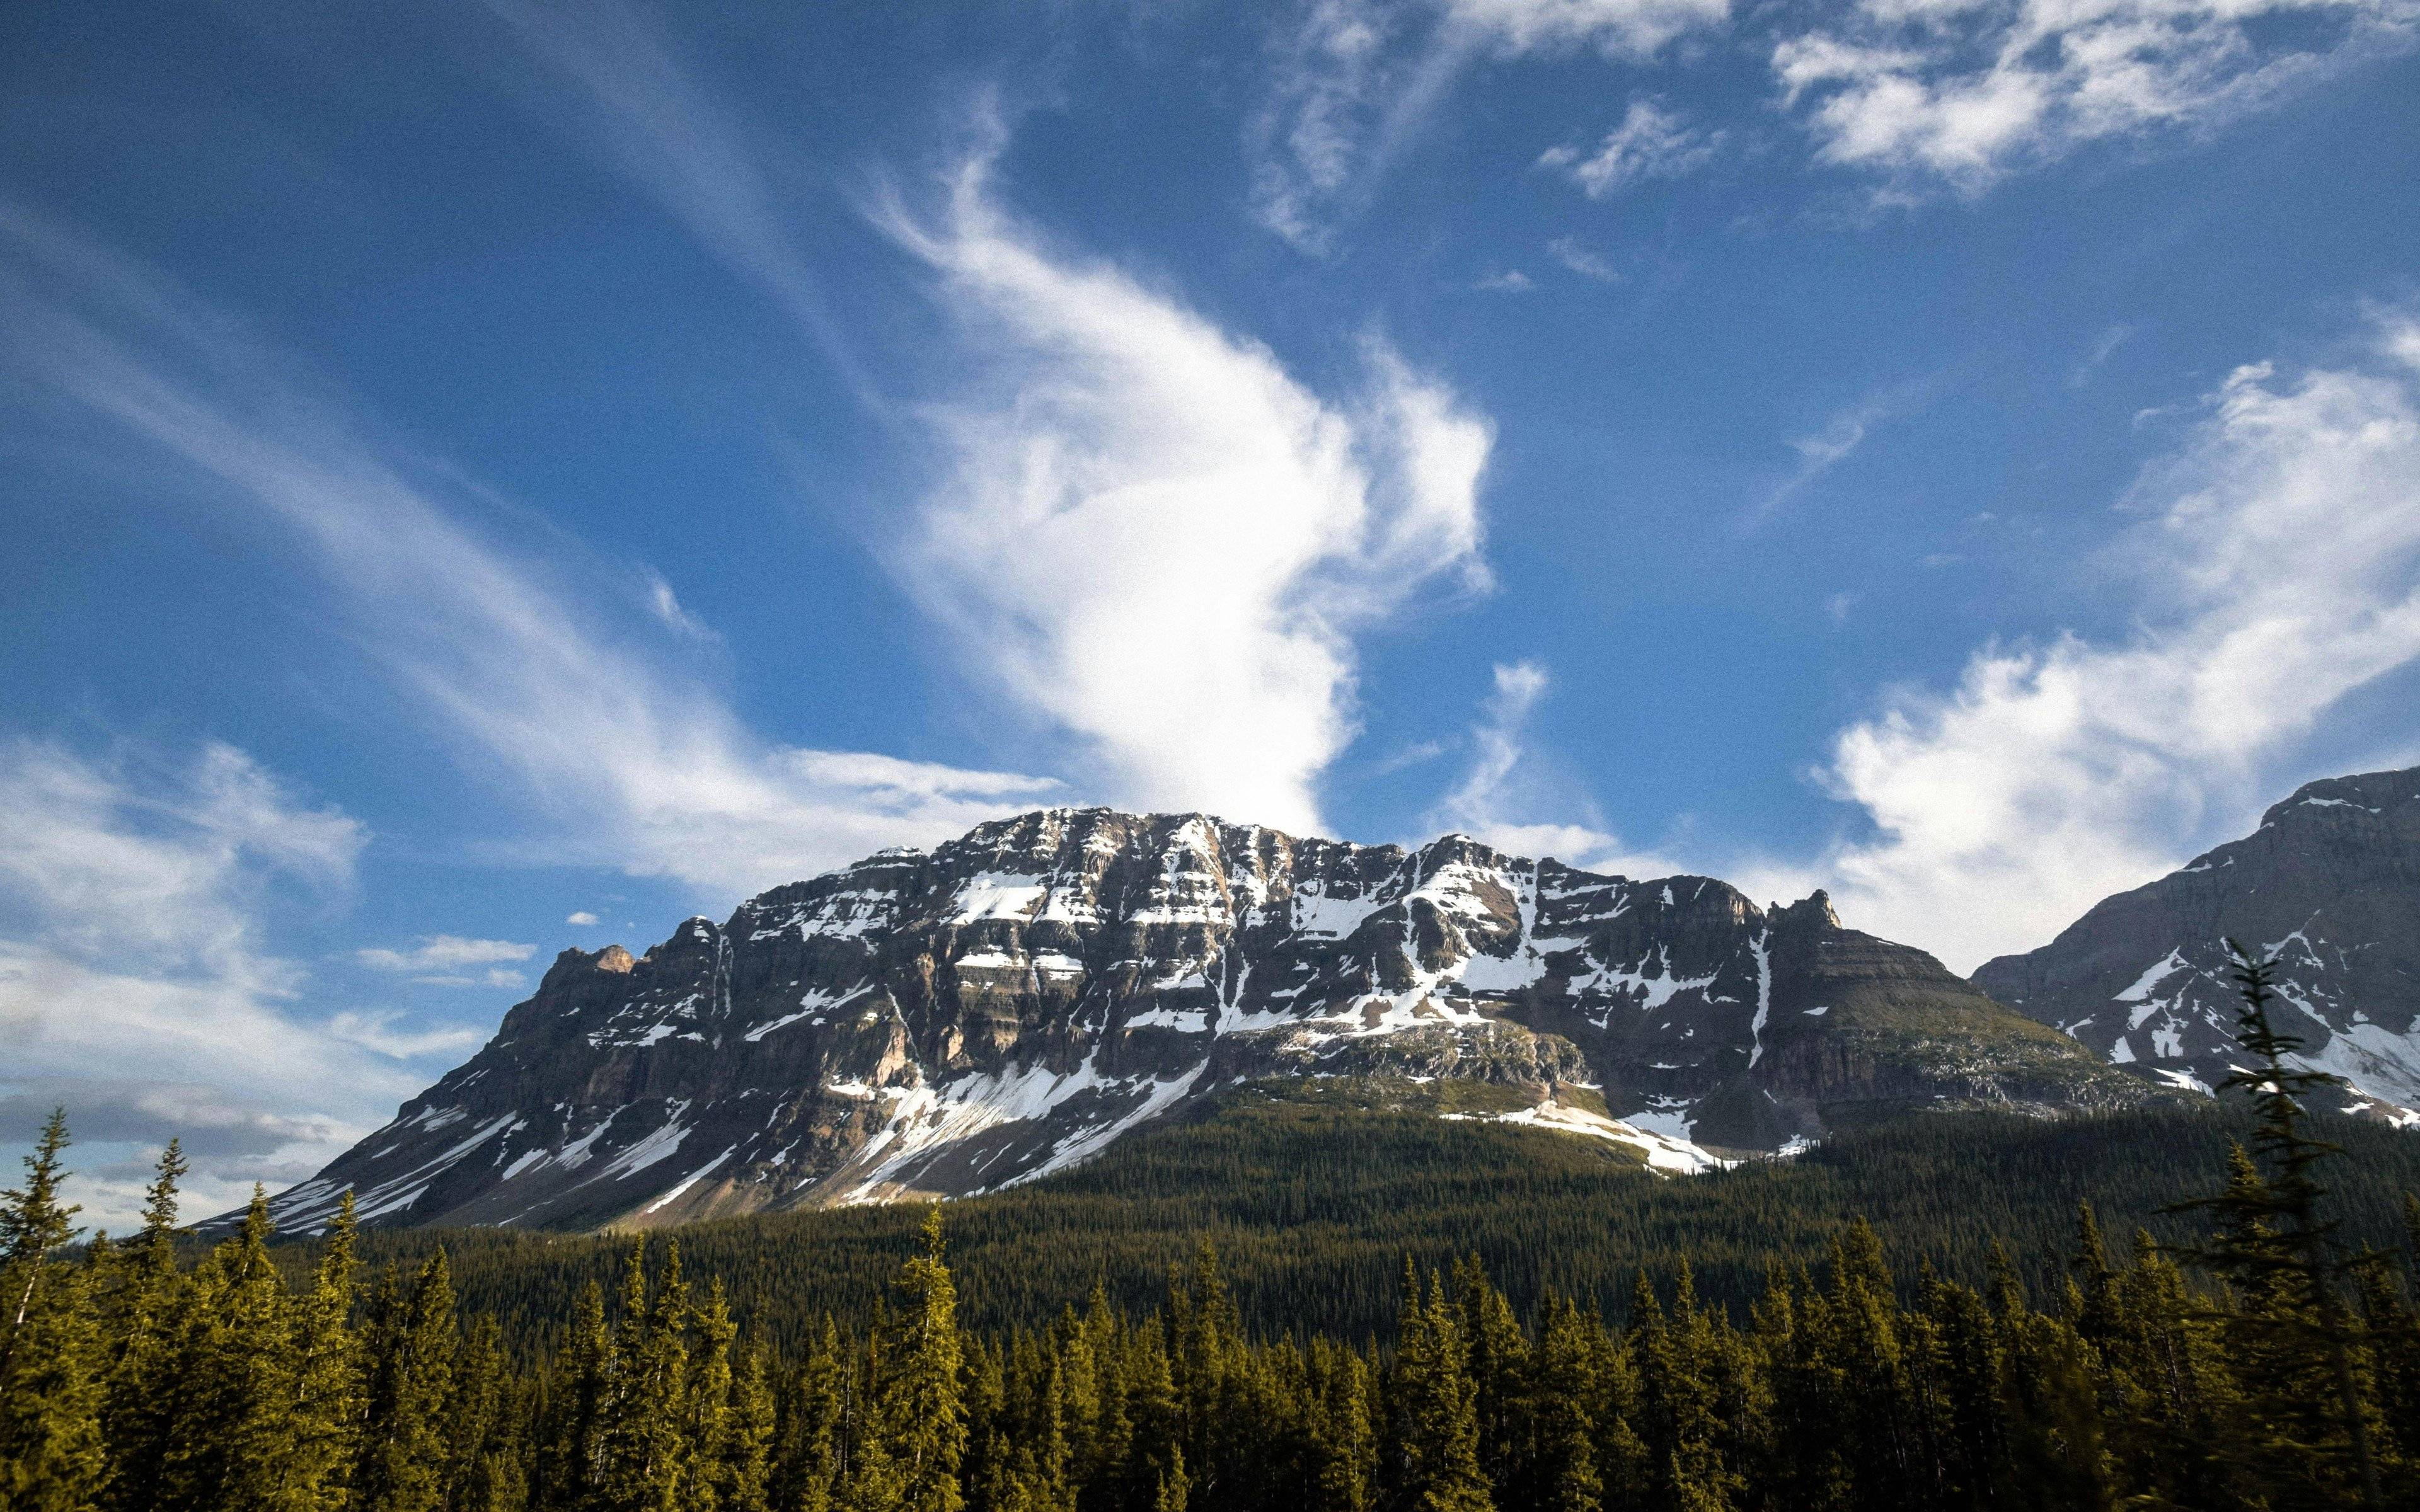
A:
[1974,766,2420,1123]
[268,809,2157,1232]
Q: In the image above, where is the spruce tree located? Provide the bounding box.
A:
[722,1345,776,1512]
[682,1278,737,1512]
[875,1208,965,1512]
[98,1140,187,1510]
[2172,942,2387,1506]
[599,1240,689,1512]
[277,1192,363,1511]
[155,1187,299,1512]
[1389,1268,1491,1512]
[356,1247,460,1512]
[2,1109,81,1336]
[0,1253,107,1512]
[1531,1298,1603,1512]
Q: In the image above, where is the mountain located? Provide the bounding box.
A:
[1974,765,2420,1123]
[263,808,2160,1232]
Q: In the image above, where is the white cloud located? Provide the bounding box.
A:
[1428,662,1679,874]
[2071,321,2140,387]
[644,572,718,641]
[566,909,601,925]
[0,211,1059,900]
[880,138,1494,833]
[1774,0,2419,193]
[1759,312,2420,971]
[1444,0,1733,55]
[326,1011,487,1059]
[0,740,415,1231]
[1748,377,1942,528]
[355,934,536,975]
[1547,236,1622,283]
[1250,0,1728,251]
[1538,98,1722,197]
[1475,268,1536,291]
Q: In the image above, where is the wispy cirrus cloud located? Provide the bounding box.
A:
[470,0,883,411]
[1546,236,1622,282]
[879,127,1495,833]
[355,934,536,988]
[0,210,1059,898]
[1250,0,1729,251]
[1773,0,2420,195]
[1746,374,1945,529]
[1743,309,2420,969]
[1538,97,1722,197]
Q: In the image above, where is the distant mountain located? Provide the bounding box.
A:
[260,808,2160,1232]
[1974,765,2420,1125]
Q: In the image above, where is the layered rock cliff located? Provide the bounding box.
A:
[263,808,2158,1231]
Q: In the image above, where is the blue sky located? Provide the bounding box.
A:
[6,0,2420,1225]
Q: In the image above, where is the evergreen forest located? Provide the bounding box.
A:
[3,953,2417,1510]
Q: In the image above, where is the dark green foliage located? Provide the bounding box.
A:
[9,1080,2420,1510]
[273,1100,2420,1358]
[2163,943,2391,1505]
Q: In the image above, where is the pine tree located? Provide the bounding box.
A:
[1309,1338,1377,1512]
[156,1187,300,1512]
[843,1314,903,1512]
[599,1240,689,1512]
[276,1192,363,1511]
[1151,1444,1188,1512]
[1451,1256,1530,1499]
[446,1316,512,1511]
[681,1278,737,1512]
[876,1208,965,1512]
[1388,1268,1491,1512]
[1531,1298,1603,1512]
[773,1318,847,1512]
[0,1254,107,1512]
[98,1141,187,1511]
[357,1248,461,1512]
[541,1280,613,1512]
[2171,941,2387,1506]
[1985,1246,2109,1511]
[2,1109,81,1336]
[722,1346,776,1512]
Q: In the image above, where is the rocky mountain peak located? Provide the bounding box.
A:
[1976,764,2420,1122]
[254,808,2160,1234]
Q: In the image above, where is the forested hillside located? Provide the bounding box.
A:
[2,1130,2416,1510]
[331,1093,2420,1353]
[5,958,2417,1508]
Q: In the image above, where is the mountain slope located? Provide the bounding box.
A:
[1974,765,2420,1122]
[266,808,2158,1232]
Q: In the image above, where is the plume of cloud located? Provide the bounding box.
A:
[879,142,1494,834]
[1538,98,1722,197]
[1774,0,2419,194]
[1758,312,2420,970]
[0,210,1059,900]
[1250,0,1728,251]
